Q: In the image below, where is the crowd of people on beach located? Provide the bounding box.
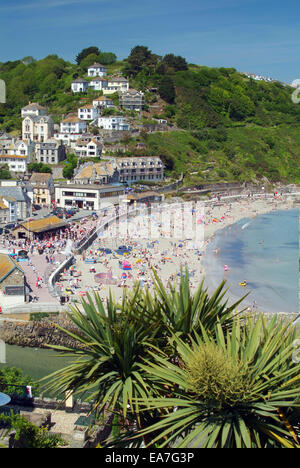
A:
[0,191,296,311]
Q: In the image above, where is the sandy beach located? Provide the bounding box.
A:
[56,194,297,318]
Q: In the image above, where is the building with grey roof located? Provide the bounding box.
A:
[21,102,47,118]
[0,185,31,220]
[35,139,66,165]
[71,78,89,93]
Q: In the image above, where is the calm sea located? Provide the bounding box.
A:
[203,209,299,314]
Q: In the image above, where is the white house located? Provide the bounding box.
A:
[92,96,115,108]
[103,76,129,95]
[71,77,89,93]
[60,117,87,134]
[21,102,47,118]
[78,105,99,121]
[87,63,107,78]
[88,77,108,91]
[22,115,54,142]
[0,138,35,173]
[97,116,130,131]
[0,138,35,161]
[74,138,102,158]
[0,155,27,173]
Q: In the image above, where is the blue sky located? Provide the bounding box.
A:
[0,0,299,83]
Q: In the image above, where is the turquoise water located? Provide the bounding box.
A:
[203,209,299,314]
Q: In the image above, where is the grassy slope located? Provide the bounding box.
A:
[141,124,300,185]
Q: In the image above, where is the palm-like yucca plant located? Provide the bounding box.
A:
[41,289,163,426]
[135,315,300,448]
[150,268,248,338]
[41,270,249,443]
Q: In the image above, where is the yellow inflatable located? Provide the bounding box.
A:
[239,282,247,287]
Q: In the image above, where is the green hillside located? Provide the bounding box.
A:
[1,46,300,184]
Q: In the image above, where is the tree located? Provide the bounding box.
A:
[158,76,176,104]
[27,163,52,174]
[0,164,12,179]
[62,163,75,180]
[42,289,163,434]
[162,54,188,72]
[0,367,36,397]
[80,53,99,72]
[0,413,65,448]
[124,46,155,77]
[76,47,100,65]
[98,52,117,65]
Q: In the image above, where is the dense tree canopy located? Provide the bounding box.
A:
[161,53,188,72]
[98,52,117,65]
[0,164,12,179]
[27,163,52,174]
[124,45,159,76]
[75,46,100,65]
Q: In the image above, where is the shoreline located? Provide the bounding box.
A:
[200,196,298,318]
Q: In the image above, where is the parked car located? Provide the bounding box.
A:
[4,223,15,231]
[66,209,76,216]
[52,208,64,216]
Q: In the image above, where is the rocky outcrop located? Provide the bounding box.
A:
[0,315,84,349]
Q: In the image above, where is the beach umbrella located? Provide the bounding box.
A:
[0,392,11,407]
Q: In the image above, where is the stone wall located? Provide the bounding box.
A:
[0,315,84,349]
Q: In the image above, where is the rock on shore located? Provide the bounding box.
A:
[0,315,83,349]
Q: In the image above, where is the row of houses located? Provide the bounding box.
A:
[72,77,145,110]
[54,115,131,144]
[20,100,133,152]
[73,156,164,184]
[0,175,124,226]
[0,152,164,225]
[76,90,145,121]
[29,154,164,206]
[0,130,66,173]
[71,66,130,94]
